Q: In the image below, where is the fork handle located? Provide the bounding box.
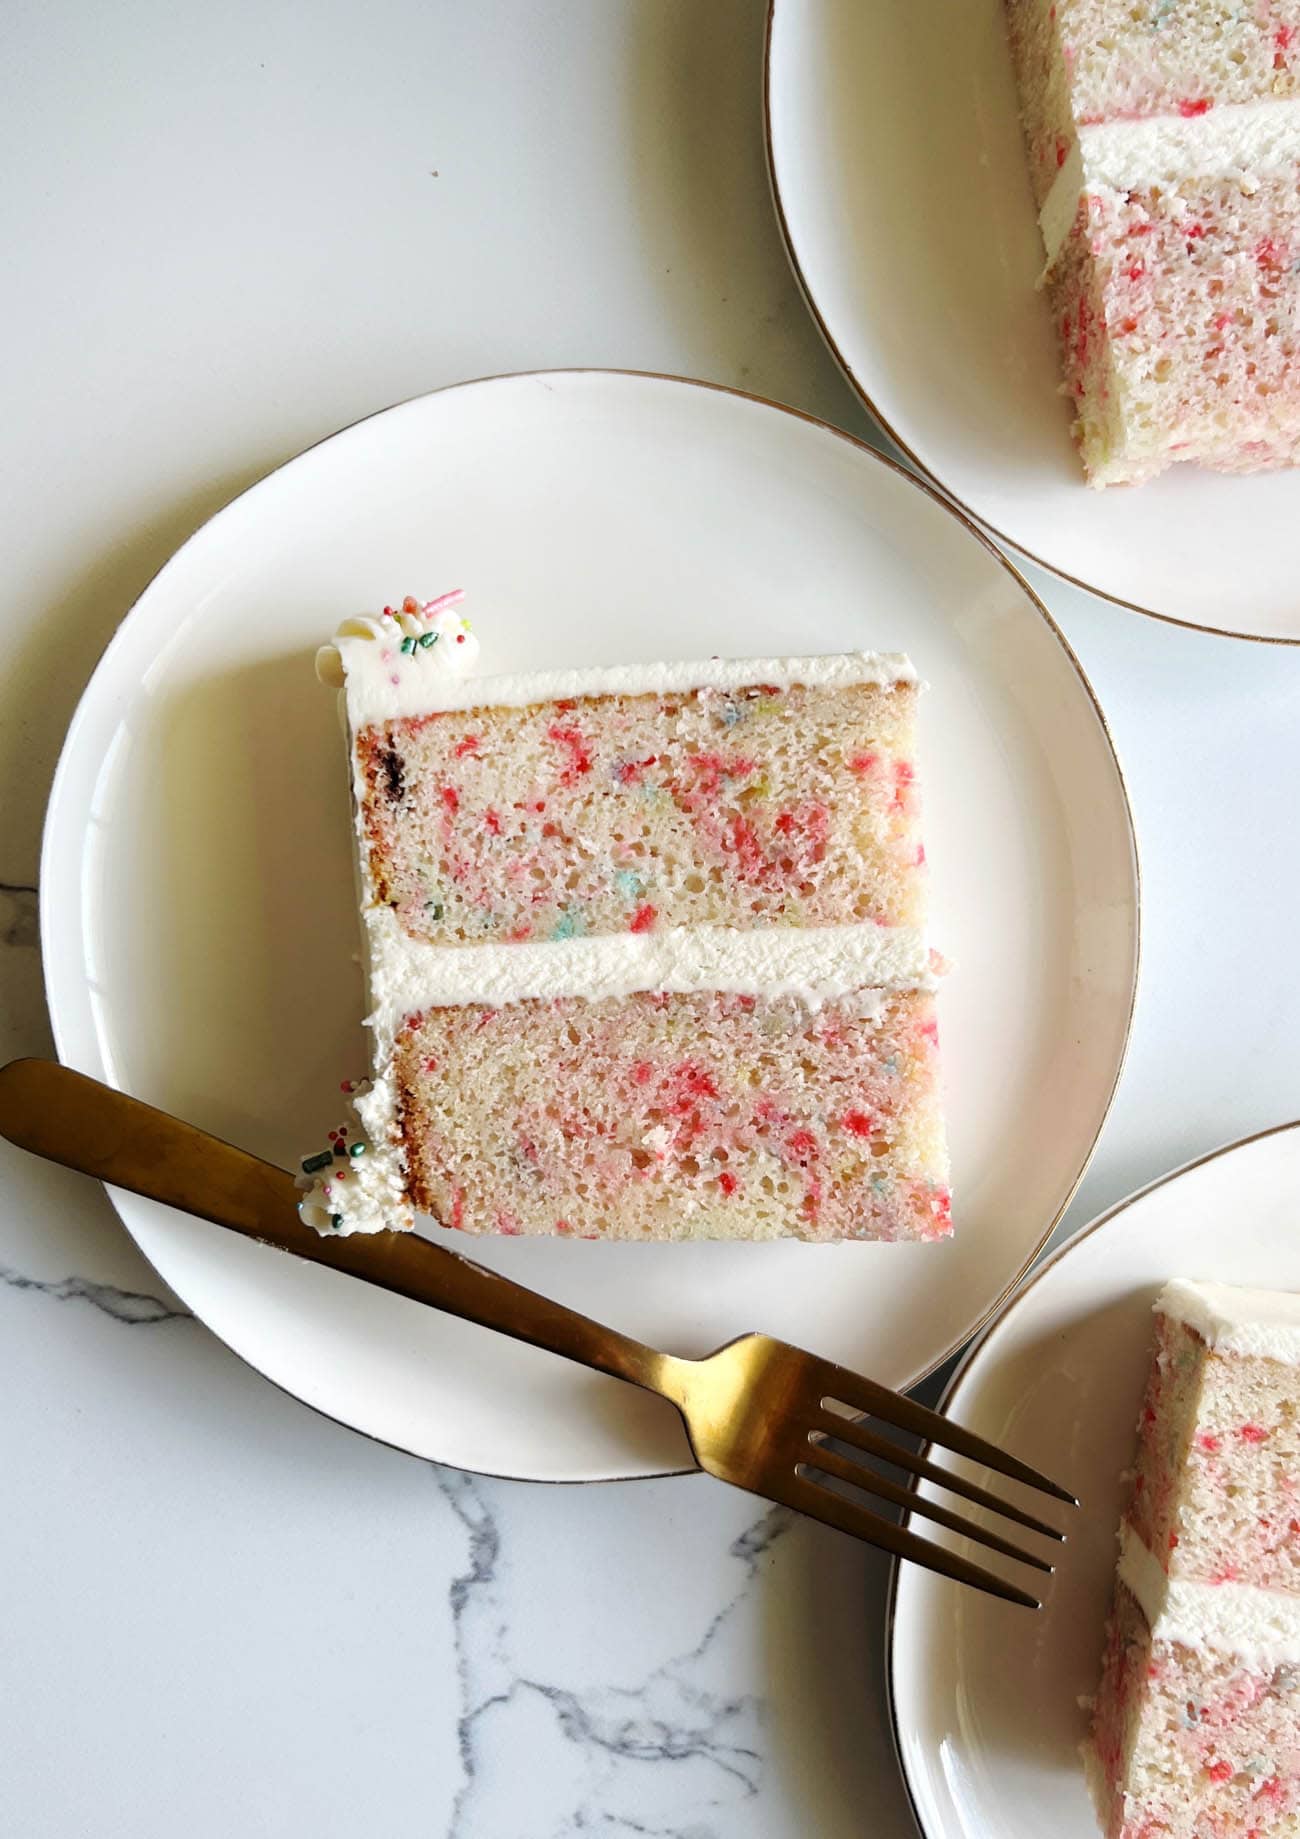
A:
[0,1059,685,1406]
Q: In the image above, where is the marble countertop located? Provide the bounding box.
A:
[3,4,1298,1834]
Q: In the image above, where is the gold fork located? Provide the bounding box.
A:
[0,1058,1075,1606]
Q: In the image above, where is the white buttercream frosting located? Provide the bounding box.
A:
[363,906,932,1032]
[1156,1278,1300,1364]
[1119,1523,1300,1669]
[293,1085,413,1237]
[1038,94,1300,269]
[325,623,917,728]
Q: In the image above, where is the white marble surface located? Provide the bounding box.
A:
[2,3,1298,1834]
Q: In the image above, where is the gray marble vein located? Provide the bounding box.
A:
[0,881,38,949]
[438,1468,793,1839]
[0,1259,191,1325]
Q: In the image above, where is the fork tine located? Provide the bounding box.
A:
[802,1445,1054,1574]
[815,1361,1079,1506]
[816,1410,1066,1541]
[781,1469,1042,1609]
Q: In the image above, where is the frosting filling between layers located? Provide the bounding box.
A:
[1119,1523,1300,1668]
[361,906,933,1034]
[1038,93,1300,269]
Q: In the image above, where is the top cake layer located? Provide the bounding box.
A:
[325,607,926,950]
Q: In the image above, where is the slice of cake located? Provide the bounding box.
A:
[1087,1279,1300,1838]
[297,593,949,1243]
[1006,1,1300,487]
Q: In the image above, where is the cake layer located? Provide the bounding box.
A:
[1127,1309,1300,1594]
[354,677,925,946]
[1089,1580,1300,1839]
[1046,169,1300,486]
[388,986,950,1242]
[1007,0,1300,209]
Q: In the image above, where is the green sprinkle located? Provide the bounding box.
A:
[551,907,586,941]
[426,901,444,920]
[418,632,437,649]
[349,1142,366,1158]
[400,635,416,655]
[330,1213,344,1229]
[301,1150,333,1174]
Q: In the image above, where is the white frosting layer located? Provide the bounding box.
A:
[1157,1278,1300,1364]
[363,906,932,1034]
[1119,1524,1300,1669]
[328,635,917,727]
[1038,94,1300,268]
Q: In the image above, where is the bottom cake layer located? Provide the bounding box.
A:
[1048,171,1300,489]
[390,985,949,1242]
[1088,1580,1300,1839]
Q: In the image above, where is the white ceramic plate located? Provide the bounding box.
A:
[42,369,1138,1482]
[765,0,1300,644]
[889,1120,1300,1839]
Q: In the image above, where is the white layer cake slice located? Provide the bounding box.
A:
[297,593,950,1243]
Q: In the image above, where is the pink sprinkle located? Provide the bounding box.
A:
[842,1111,874,1138]
[631,1061,653,1086]
[849,751,878,775]
[423,1056,439,1074]
[548,724,593,784]
[456,633,465,644]
[449,1187,465,1231]
[718,1170,739,1197]
[454,735,481,759]
[1178,97,1211,117]
[1240,1423,1270,1443]
[1196,1432,1221,1454]
[441,785,460,813]
[421,588,466,617]
[629,903,657,933]
[402,596,420,614]
[1207,1761,1233,1785]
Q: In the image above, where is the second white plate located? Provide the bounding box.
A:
[766,0,1300,642]
[42,369,1138,1481]
[890,1120,1300,1839]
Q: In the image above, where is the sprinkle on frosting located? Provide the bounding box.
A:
[295,1078,413,1236]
